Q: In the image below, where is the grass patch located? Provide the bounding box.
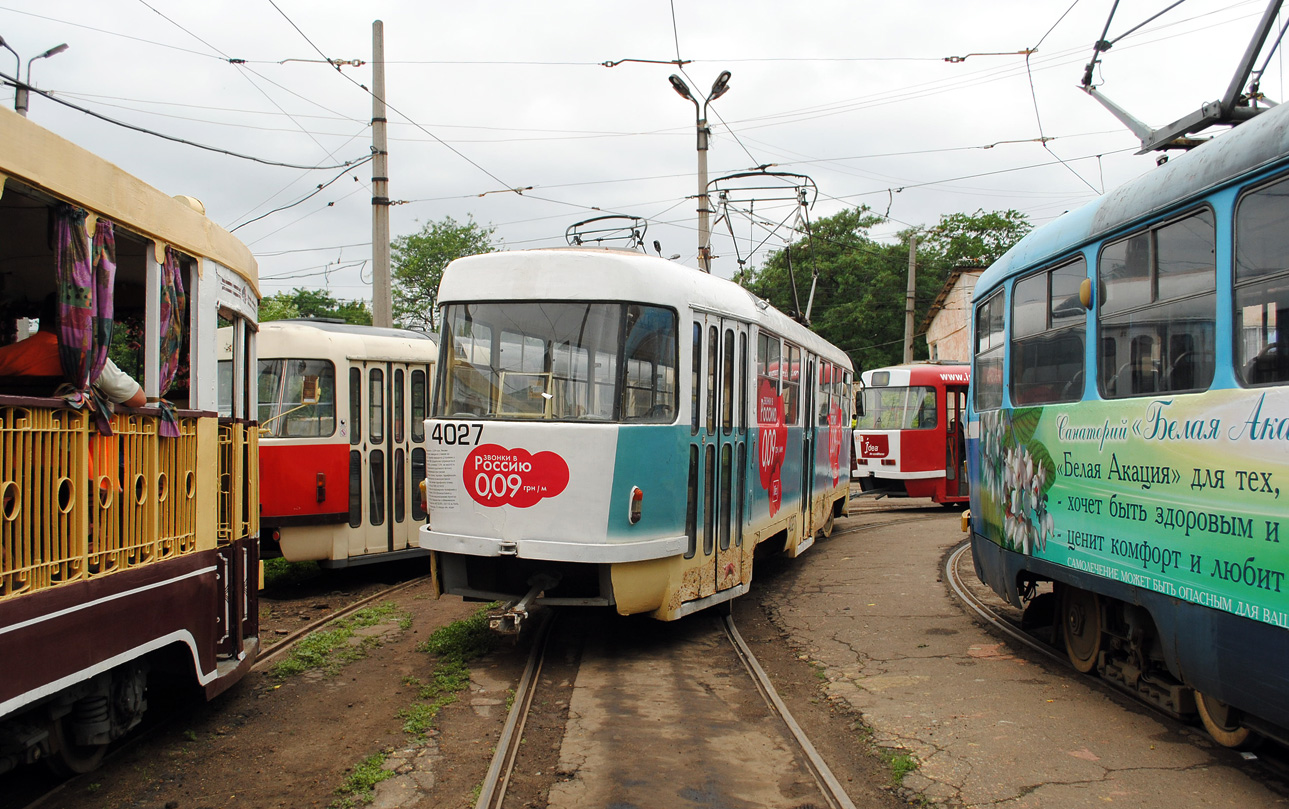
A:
[395,606,500,740]
[883,749,918,786]
[262,557,321,588]
[330,752,394,809]
[270,602,409,679]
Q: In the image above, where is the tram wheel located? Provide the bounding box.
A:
[1060,586,1102,673]
[1196,691,1260,750]
[820,508,834,538]
[46,715,107,777]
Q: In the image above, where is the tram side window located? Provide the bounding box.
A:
[756,332,781,423]
[411,369,427,442]
[782,343,801,425]
[1098,210,1216,397]
[973,291,1005,410]
[818,362,832,426]
[621,304,677,423]
[370,368,385,442]
[349,367,361,445]
[691,322,702,434]
[1236,173,1289,385]
[1010,258,1087,405]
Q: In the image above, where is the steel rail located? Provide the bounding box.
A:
[474,609,555,809]
[16,574,431,809]
[944,540,1067,665]
[253,574,430,671]
[722,614,859,809]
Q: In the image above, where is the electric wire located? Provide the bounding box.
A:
[0,71,366,170]
[231,156,373,232]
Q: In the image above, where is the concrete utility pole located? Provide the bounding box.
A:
[371,20,393,328]
[903,236,917,364]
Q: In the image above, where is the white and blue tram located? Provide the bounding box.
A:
[420,248,853,622]
[968,94,1289,747]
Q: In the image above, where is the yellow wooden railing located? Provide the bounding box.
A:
[217,421,258,546]
[0,405,202,600]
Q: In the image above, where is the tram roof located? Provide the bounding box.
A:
[258,319,436,362]
[0,107,259,293]
[860,362,970,386]
[439,247,852,370]
[978,98,1289,298]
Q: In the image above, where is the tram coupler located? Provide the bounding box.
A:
[489,573,560,635]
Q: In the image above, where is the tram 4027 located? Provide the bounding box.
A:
[419,248,853,625]
[852,362,969,505]
[968,91,1289,748]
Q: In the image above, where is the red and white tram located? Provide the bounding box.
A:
[247,320,436,567]
[852,362,969,505]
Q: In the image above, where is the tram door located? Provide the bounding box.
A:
[800,357,816,532]
[692,316,749,598]
[349,361,431,557]
[944,384,968,498]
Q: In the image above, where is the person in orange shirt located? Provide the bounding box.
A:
[0,306,145,407]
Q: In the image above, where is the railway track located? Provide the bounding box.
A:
[13,571,427,809]
[475,608,859,809]
[945,540,1289,788]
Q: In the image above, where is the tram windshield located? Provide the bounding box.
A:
[856,385,937,430]
[435,301,677,422]
[256,358,337,437]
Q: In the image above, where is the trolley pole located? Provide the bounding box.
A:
[371,20,393,328]
[903,236,917,364]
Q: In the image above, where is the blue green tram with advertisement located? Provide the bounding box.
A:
[420,248,853,623]
[967,96,1289,747]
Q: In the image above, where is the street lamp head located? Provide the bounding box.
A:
[39,43,69,59]
[668,74,693,101]
[709,70,732,101]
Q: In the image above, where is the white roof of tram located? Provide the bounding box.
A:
[438,248,852,371]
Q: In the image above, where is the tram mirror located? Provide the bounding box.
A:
[301,375,320,405]
[1079,277,1093,309]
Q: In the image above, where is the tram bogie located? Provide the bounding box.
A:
[967,95,1289,747]
[0,109,260,774]
[420,248,852,621]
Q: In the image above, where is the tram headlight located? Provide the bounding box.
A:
[628,486,644,525]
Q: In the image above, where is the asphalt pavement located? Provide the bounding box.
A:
[761,500,1288,808]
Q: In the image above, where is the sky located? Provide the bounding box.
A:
[0,1,1283,303]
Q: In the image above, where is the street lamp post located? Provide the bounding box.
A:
[8,42,69,118]
[669,70,731,273]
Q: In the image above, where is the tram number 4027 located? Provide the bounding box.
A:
[431,422,483,446]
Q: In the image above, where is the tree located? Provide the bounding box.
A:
[259,288,372,325]
[735,207,1030,375]
[914,208,1031,272]
[391,215,498,332]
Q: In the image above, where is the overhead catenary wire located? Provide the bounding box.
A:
[0,72,368,170]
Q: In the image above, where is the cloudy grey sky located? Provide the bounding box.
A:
[0,1,1280,298]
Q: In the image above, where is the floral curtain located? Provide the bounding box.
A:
[155,246,188,438]
[55,205,116,433]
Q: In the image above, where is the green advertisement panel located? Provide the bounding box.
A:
[976,389,1289,629]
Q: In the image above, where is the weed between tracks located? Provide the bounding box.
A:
[332,753,395,809]
[270,602,410,678]
[399,605,500,737]
[327,604,499,809]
